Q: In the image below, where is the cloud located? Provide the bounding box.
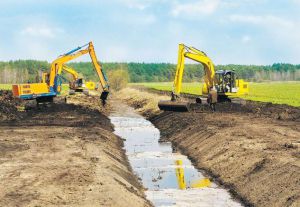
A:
[117,0,149,10]
[171,0,220,17]
[292,0,300,5]
[21,25,64,39]
[229,14,294,28]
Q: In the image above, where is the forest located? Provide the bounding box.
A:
[0,60,300,83]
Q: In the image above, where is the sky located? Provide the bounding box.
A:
[0,0,299,64]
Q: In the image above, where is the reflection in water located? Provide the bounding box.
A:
[191,178,211,189]
[175,159,211,190]
[175,160,186,190]
[110,104,243,207]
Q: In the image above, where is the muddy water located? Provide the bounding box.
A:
[110,103,243,207]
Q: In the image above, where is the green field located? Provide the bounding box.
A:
[130,82,300,107]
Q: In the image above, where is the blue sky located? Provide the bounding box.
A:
[0,0,299,64]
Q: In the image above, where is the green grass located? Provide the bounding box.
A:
[130,81,300,107]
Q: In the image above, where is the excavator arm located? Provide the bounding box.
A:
[49,42,109,103]
[87,42,109,101]
[61,65,79,80]
[172,44,215,99]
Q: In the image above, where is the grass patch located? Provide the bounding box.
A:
[0,84,12,90]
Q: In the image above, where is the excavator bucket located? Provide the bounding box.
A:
[158,100,191,112]
[100,91,109,105]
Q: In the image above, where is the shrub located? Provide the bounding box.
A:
[107,69,129,91]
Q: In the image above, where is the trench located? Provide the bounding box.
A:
[110,102,243,207]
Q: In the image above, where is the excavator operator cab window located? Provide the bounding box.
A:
[75,78,84,87]
[215,70,225,93]
[224,71,236,93]
[215,70,236,93]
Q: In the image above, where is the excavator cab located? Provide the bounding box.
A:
[215,70,237,93]
[73,78,85,92]
[213,70,238,102]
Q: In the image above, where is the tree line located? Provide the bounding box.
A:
[0,60,300,83]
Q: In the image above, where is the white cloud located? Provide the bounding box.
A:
[228,14,300,63]
[171,0,220,17]
[229,15,294,28]
[292,0,300,5]
[117,0,149,10]
[137,14,156,24]
[21,25,64,39]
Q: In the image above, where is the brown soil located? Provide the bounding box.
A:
[0,90,23,121]
[117,88,300,207]
[0,93,151,207]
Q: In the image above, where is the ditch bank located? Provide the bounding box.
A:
[0,91,151,207]
[116,88,300,207]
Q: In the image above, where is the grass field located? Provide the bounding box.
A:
[130,82,300,107]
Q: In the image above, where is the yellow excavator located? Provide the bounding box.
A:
[42,65,96,95]
[13,41,109,104]
[158,44,249,111]
[61,65,96,95]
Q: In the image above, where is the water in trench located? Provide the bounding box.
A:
[110,103,243,207]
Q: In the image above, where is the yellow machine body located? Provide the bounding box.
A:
[12,83,51,99]
[62,65,96,92]
[85,81,96,90]
[203,79,249,96]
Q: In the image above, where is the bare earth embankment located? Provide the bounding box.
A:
[0,91,151,207]
[116,88,300,207]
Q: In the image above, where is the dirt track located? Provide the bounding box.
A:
[117,88,300,207]
[0,92,151,207]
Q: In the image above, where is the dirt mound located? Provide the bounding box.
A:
[0,90,23,121]
[214,101,300,121]
[132,86,300,122]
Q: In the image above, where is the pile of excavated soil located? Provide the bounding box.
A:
[117,88,300,207]
[131,85,300,121]
[0,90,23,121]
[0,94,151,207]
